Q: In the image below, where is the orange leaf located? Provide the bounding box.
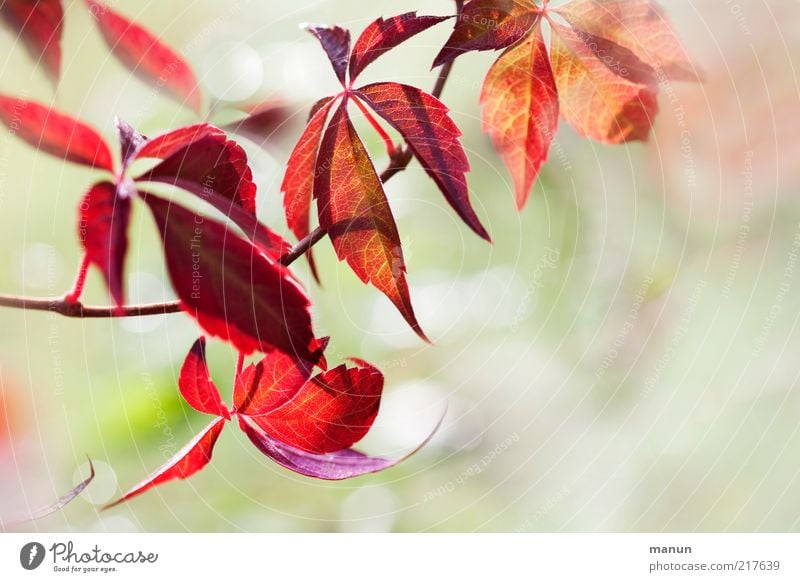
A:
[550,22,659,144]
[555,0,699,82]
[480,22,558,208]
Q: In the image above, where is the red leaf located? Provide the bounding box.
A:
[0,95,114,171]
[433,0,539,67]
[0,0,63,84]
[179,337,230,419]
[136,127,257,215]
[356,83,490,240]
[134,123,216,161]
[86,0,202,113]
[248,362,383,454]
[221,102,292,147]
[238,410,442,480]
[480,22,558,208]
[349,12,450,81]
[105,417,225,508]
[78,181,131,308]
[554,0,699,82]
[233,352,314,416]
[143,193,320,361]
[314,102,427,341]
[281,97,335,245]
[304,24,350,85]
[550,22,658,144]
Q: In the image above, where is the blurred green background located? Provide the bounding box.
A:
[2,0,799,532]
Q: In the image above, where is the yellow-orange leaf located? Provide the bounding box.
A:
[550,22,659,144]
[480,22,558,208]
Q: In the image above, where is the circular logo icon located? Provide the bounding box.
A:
[19,542,46,570]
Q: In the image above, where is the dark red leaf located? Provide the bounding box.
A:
[115,117,146,170]
[136,127,257,215]
[480,21,559,208]
[233,352,314,416]
[239,413,441,480]
[314,102,427,341]
[248,362,383,454]
[86,0,202,113]
[0,459,94,527]
[355,83,490,241]
[105,417,225,508]
[78,181,131,308]
[221,102,292,147]
[0,94,114,171]
[143,193,320,361]
[304,24,350,85]
[432,0,539,67]
[179,337,230,419]
[349,12,450,81]
[0,0,63,84]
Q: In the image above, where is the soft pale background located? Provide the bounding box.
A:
[1,0,799,532]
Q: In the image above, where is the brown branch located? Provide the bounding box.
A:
[0,22,462,320]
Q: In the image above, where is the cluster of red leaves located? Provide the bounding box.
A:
[434,0,698,207]
[106,337,439,507]
[0,0,697,507]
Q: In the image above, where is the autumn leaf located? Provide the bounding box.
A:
[222,102,292,147]
[143,192,320,361]
[233,351,316,417]
[179,337,231,419]
[78,181,131,308]
[304,24,351,85]
[85,0,202,113]
[0,95,114,171]
[349,12,450,80]
[245,361,383,454]
[0,0,63,84]
[433,0,539,67]
[553,0,699,82]
[315,101,427,341]
[480,23,558,208]
[356,82,489,239]
[105,417,225,508]
[433,0,697,205]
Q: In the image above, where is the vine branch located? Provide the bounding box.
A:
[0,10,462,321]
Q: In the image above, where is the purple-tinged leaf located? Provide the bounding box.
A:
[238,414,442,480]
[0,459,95,527]
[303,24,350,85]
[115,117,146,170]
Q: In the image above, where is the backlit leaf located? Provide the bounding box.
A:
[314,102,427,341]
[0,0,63,84]
[105,417,225,508]
[303,24,350,85]
[356,82,490,240]
[86,0,202,113]
[480,22,558,208]
[179,337,230,419]
[0,94,114,171]
[143,193,319,361]
[78,181,131,308]
[248,361,383,454]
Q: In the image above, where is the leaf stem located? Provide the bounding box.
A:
[64,253,91,303]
